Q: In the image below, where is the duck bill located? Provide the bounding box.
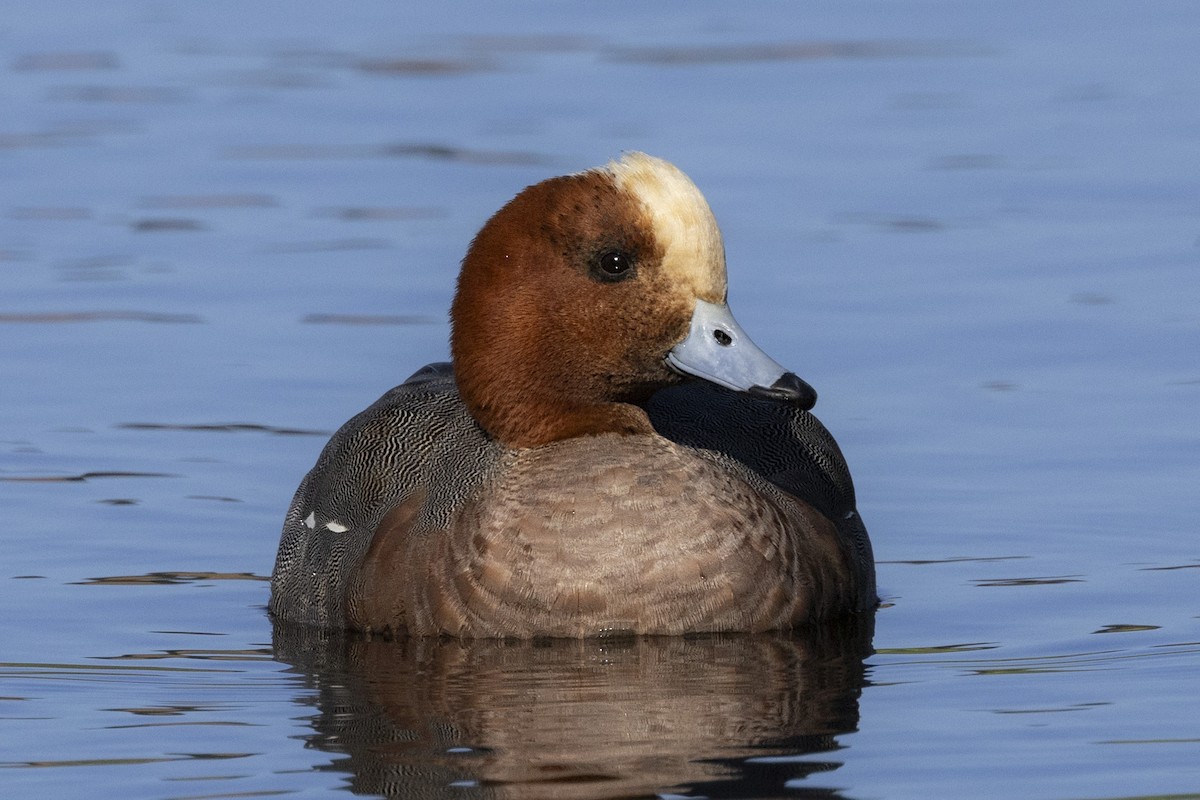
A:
[665,299,818,410]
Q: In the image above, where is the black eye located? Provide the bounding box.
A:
[600,251,629,275]
[592,249,634,282]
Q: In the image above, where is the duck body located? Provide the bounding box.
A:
[268,153,876,637]
[271,365,874,636]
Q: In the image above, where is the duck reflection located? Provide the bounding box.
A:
[272,617,872,799]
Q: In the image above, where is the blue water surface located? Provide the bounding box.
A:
[2,2,1198,798]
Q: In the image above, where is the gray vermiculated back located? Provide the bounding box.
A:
[269,364,501,627]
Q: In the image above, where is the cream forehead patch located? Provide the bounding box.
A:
[603,152,727,301]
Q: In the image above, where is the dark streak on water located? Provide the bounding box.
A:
[0,312,202,323]
[0,471,176,483]
[116,423,328,436]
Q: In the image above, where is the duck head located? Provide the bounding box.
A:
[450,152,816,448]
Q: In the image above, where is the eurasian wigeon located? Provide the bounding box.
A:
[269,152,876,637]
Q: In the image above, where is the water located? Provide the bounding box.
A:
[2,2,1198,798]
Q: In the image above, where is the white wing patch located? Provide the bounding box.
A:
[301,510,349,534]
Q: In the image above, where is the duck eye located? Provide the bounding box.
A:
[592,249,634,282]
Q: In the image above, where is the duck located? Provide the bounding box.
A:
[268,152,876,638]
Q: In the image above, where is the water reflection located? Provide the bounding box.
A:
[273,618,873,799]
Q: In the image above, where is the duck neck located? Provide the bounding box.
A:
[454,366,656,449]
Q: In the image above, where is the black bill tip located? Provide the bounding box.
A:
[748,371,818,411]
